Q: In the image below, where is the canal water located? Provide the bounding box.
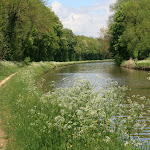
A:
[38,61,150,142]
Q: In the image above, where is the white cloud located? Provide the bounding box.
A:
[51,0,116,37]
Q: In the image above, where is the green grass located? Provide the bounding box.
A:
[136,60,150,67]
[121,58,150,69]
[0,60,149,150]
[0,61,23,82]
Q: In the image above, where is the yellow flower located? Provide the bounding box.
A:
[118,124,121,127]
[88,131,90,132]
[70,145,72,148]
[85,144,87,147]
[72,134,74,135]
[107,129,110,131]
[112,130,114,133]
[94,120,98,122]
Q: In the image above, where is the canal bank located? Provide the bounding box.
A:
[0,60,150,149]
[0,60,114,150]
[121,58,150,71]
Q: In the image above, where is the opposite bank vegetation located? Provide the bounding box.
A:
[0,60,150,150]
[121,58,150,71]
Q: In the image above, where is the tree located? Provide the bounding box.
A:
[109,0,150,64]
[98,28,111,59]
[1,0,58,61]
[109,4,129,62]
[63,29,77,61]
[119,0,150,59]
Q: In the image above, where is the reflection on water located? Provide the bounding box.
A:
[39,62,150,97]
[38,61,150,141]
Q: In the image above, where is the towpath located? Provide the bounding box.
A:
[0,72,18,150]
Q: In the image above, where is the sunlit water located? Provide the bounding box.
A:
[38,61,150,142]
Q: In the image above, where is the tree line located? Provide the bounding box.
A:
[109,0,150,65]
[0,0,111,62]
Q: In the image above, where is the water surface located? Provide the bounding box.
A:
[39,62,150,98]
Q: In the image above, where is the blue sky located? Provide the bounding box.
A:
[47,0,116,37]
[48,0,102,8]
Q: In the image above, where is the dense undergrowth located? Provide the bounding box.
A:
[0,61,150,149]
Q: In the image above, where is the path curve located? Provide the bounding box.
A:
[0,72,18,150]
[0,72,18,87]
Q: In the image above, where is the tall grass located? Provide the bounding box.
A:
[121,59,150,69]
[0,61,149,149]
[0,61,23,82]
[137,59,150,67]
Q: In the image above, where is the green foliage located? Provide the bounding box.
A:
[98,28,112,59]
[0,0,104,62]
[109,0,150,64]
[23,57,30,66]
[75,36,103,61]
[115,54,123,66]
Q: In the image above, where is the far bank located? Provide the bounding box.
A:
[121,58,150,71]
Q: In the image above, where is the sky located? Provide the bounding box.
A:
[47,0,116,37]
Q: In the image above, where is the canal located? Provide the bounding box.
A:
[38,61,150,142]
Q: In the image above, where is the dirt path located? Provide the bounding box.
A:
[0,119,8,150]
[0,72,18,149]
[0,72,18,87]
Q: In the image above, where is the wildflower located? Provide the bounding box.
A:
[72,134,75,135]
[107,129,110,131]
[124,141,129,146]
[112,131,114,133]
[94,120,97,122]
[103,136,111,143]
[85,144,87,147]
[70,145,72,148]
[118,124,121,127]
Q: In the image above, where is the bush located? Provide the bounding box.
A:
[115,54,123,66]
[23,57,30,66]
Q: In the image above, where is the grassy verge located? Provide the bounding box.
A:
[121,58,150,71]
[0,60,149,150]
[0,61,23,82]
